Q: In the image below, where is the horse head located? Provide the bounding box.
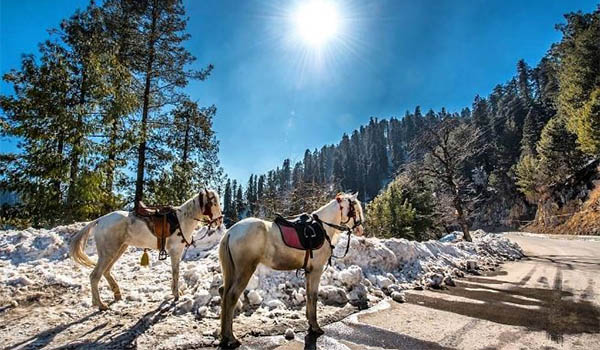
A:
[200,189,224,228]
[335,192,365,236]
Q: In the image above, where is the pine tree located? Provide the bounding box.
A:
[536,115,586,184]
[554,9,600,156]
[230,180,239,222]
[1,44,73,226]
[257,175,265,201]
[147,99,220,203]
[515,154,543,202]
[292,162,303,187]
[517,59,533,104]
[520,103,548,157]
[280,159,291,192]
[553,7,600,156]
[1,2,134,223]
[576,88,600,154]
[59,3,109,214]
[246,174,257,216]
[235,185,244,219]
[97,0,140,203]
[131,0,213,203]
[223,179,233,225]
[365,175,436,240]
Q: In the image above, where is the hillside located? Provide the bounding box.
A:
[223,8,600,239]
[527,159,600,235]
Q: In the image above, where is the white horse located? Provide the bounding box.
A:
[218,192,364,348]
[69,189,223,310]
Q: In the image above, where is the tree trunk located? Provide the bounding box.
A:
[454,196,473,242]
[106,116,118,194]
[134,3,158,204]
[182,114,190,164]
[54,136,65,209]
[67,71,87,209]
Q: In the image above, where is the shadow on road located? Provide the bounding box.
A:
[5,311,102,350]
[13,300,177,350]
[322,319,454,350]
[408,254,600,343]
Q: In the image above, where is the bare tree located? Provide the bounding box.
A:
[416,118,482,242]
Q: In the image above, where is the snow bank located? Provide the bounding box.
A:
[0,223,522,320]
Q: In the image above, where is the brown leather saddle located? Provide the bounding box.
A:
[134,201,181,260]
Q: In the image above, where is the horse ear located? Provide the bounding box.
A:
[199,190,205,208]
[352,192,358,200]
[335,193,343,203]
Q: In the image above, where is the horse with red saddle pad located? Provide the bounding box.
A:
[218,192,365,348]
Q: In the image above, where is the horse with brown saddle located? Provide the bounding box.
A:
[134,201,181,260]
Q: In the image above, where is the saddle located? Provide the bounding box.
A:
[275,213,326,272]
[134,201,181,260]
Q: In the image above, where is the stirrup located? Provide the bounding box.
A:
[158,249,168,260]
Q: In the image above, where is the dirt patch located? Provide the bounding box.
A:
[0,286,360,350]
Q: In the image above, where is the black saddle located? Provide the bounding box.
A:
[274,213,326,251]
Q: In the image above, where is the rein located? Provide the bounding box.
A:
[182,190,223,260]
[312,198,363,267]
[181,216,223,261]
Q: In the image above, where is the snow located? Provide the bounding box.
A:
[439,231,464,242]
[246,290,263,306]
[0,222,523,345]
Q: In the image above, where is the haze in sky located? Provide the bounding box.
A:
[1,0,597,182]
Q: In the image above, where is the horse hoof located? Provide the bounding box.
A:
[309,326,324,335]
[219,338,241,349]
[114,294,122,301]
[98,303,109,311]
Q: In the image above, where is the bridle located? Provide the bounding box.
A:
[182,189,223,260]
[341,198,363,231]
[195,189,223,229]
[312,197,363,267]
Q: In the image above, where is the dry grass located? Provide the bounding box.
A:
[524,184,600,236]
[552,184,600,235]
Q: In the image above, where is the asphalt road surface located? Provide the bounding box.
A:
[243,233,600,350]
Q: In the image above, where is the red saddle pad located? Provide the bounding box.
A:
[280,225,304,250]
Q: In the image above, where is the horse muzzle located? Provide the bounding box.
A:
[208,215,224,228]
[353,225,364,236]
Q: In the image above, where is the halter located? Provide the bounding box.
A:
[341,198,363,230]
[312,197,363,268]
[193,189,223,229]
[182,189,223,260]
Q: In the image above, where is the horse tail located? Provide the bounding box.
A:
[219,232,235,293]
[69,220,98,268]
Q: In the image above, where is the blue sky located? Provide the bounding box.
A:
[1,0,597,183]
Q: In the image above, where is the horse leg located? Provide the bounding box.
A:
[90,253,111,311]
[103,244,128,301]
[220,263,257,348]
[169,244,184,301]
[305,268,325,334]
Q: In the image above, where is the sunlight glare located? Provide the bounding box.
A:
[293,0,341,47]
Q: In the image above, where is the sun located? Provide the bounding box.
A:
[292,0,341,47]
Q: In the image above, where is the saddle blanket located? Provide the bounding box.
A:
[275,214,325,251]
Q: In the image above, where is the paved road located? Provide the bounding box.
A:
[244,234,600,349]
